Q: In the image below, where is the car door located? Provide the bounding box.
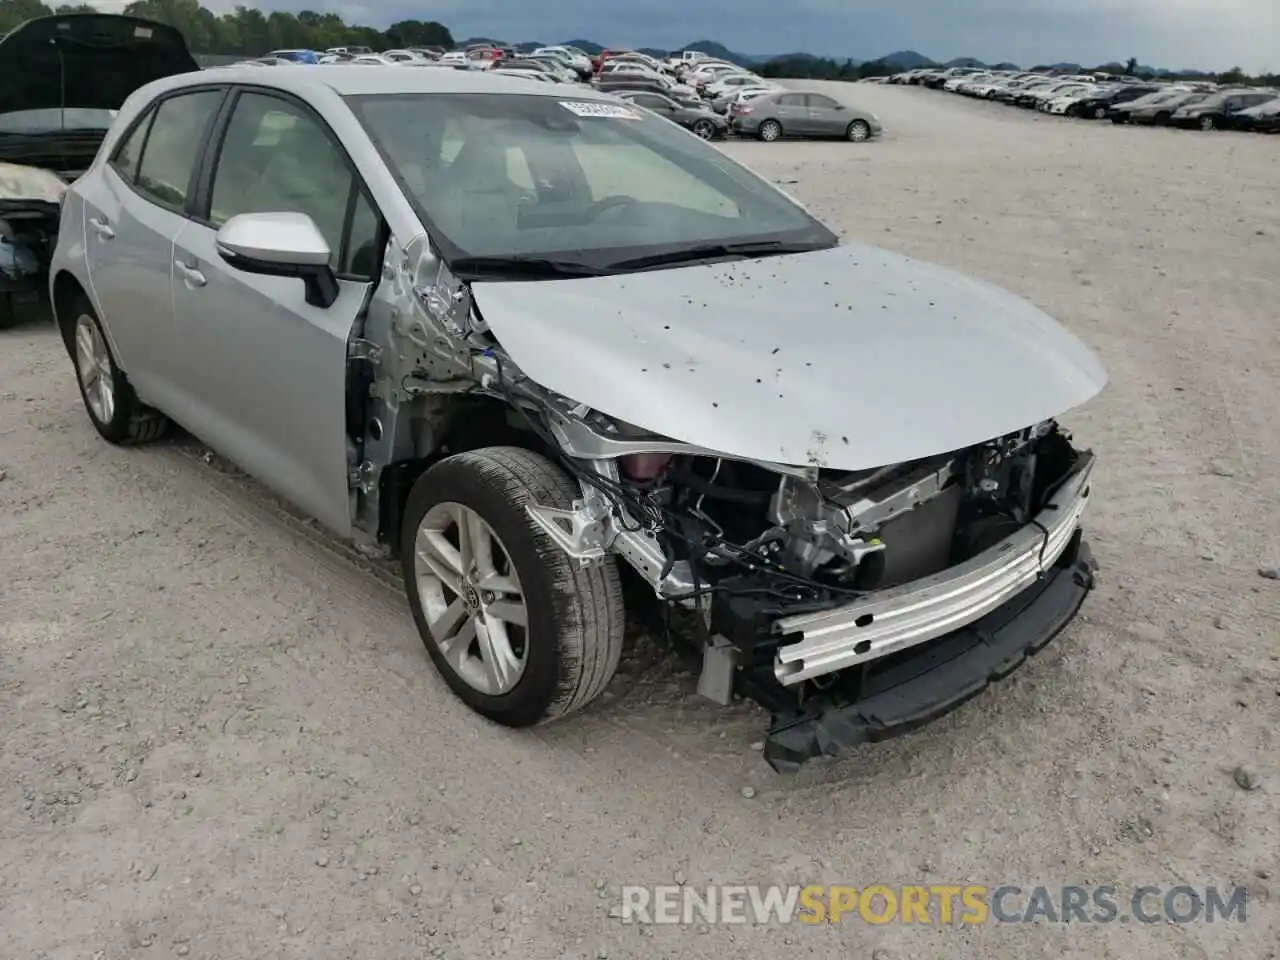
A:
[803,93,847,136]
[168,88,384,537]
[81,87,225,409]
[770,93,809,133]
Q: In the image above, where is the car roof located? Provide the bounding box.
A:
[172,63,610,100]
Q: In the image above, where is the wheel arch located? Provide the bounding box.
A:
[51,269,88,354]
[374,394,558,548]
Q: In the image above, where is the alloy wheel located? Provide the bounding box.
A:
[847,120,871,142]
[759,120,781,141]
[692,119,715,139]
[413,501,528,696]
[74,313,115,425]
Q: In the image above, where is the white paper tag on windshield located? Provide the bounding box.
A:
[134,26,154,38]
[559,101,641,120]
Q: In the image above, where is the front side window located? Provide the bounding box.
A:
[110,108,154,183]
[134,90,222,208]
[208,92,361,271]
[348,92,835,272]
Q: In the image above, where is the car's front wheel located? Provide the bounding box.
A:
[845,119,872,141]
[1199,115,1216,131]
[68,298,169,445]
[401,447,625,728]
[757,119,782,141]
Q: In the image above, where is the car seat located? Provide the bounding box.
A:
[244,119,351,259]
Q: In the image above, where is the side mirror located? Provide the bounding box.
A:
[215,211,339,309]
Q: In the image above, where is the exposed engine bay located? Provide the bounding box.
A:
[0,161,67,325]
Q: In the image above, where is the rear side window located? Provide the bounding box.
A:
[134,90,223,209]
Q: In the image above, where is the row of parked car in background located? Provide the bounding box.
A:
[888,66,1280,132]
[235,44,884,143]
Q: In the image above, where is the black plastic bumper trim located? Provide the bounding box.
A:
[763,533,1096,773]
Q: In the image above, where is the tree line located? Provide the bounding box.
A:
[0,0,453,54]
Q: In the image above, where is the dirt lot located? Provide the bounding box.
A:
[2,81,1277,960]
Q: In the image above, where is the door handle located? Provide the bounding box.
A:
[174,259,207,287]
[88,217,115,240]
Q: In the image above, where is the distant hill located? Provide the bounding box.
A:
[506,38,1210,78]
[878,50,937,69]
[676,39,757,66]
[561,38,604,54]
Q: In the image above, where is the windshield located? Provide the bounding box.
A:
[347,92,836,273]
[0,108,116,135]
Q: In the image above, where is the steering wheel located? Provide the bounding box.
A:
[583,194,640,220]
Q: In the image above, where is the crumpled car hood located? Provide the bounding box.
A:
[0,162,68,204]
[471,244,1108,470]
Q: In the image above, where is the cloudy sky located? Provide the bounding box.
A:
[94,0,1278,73]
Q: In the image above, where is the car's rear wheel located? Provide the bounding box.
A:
[1094,106,1108,119]
[69,298,169,445]
[692,118,716,139]
[758,119,782,141]
[401,447,625,728]
[845,119,872,142]
[1199,115,1216,131]
[1153,111,1172,126]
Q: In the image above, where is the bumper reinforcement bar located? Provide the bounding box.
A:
[763,533,1096,773]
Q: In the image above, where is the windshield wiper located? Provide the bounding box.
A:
[448,255,608,280]
[605,240,832,272]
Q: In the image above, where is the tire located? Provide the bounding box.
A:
[845,119,872,142]
[757,119,782,142]
[691,119,716,139]
[401,446,625,728]
[1094,106,1107,119]
[1153,112,1172,126]
[1199,115,1215,131]
[67,296,169,445]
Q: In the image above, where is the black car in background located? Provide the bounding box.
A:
[1,11,197,327]
[1068,83,1159,119]
[615,90,730,139]
[1229,98,1280,132]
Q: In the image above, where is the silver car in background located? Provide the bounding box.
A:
[730,89,883,141]
[49,66,1105,771]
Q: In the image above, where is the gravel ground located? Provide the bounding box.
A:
[1,82,1277,960]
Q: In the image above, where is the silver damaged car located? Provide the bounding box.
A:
[49,66,1107,771]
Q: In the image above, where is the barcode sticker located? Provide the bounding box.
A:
[559,101,641,120]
